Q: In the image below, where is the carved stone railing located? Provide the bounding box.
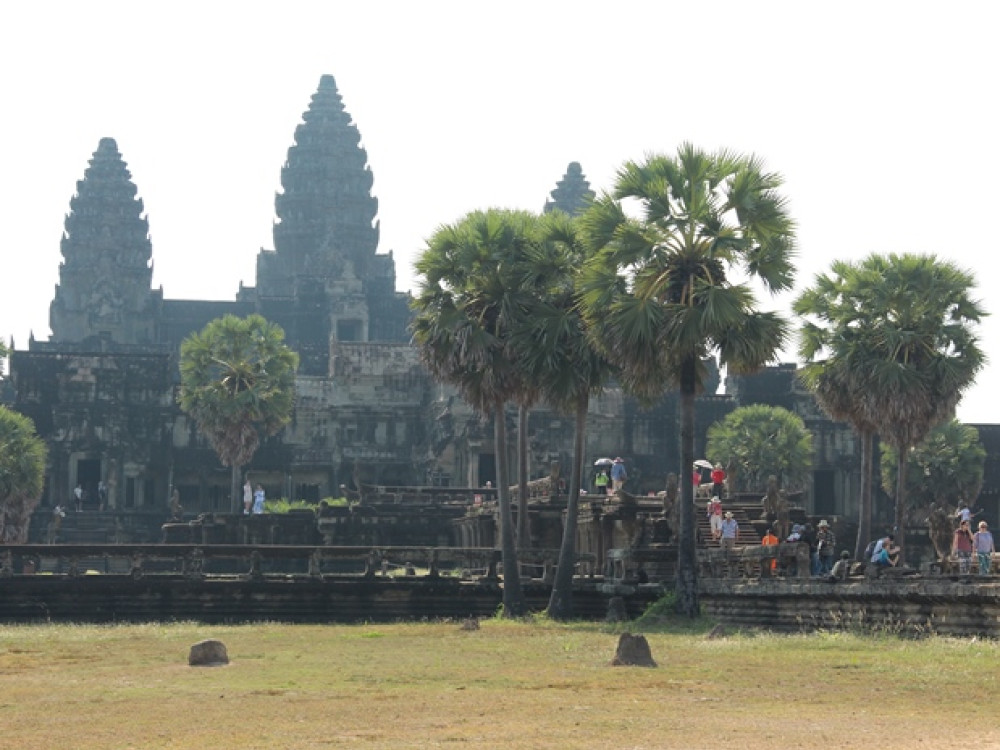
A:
[697,543,811,580]
[0,544,596,582]
[0,544,502,580]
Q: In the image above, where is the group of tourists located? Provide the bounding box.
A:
[594,457,628,495]
[776,520,839,576]
[952,515,995,575]
[70,481,109,512]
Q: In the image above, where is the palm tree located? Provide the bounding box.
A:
[880,419,985,512]
[509,210,615,620]
[410,208,540,617]
[0,405,47,543]
[177,314,299,513]
[578,144,796,616]
[797,254,986,563]
[706,404,813,494]
[796,267,882,559]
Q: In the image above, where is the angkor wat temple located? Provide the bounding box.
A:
[7,75,1000,540]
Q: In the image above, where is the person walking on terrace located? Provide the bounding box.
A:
[953,519,975,574]
[973,521,995,575]
[720,511,738,552]
[610,457,627,493]
[707,496,723,541]
[252,484,266,514]
[594,469,609,495]
[710,463,726,498]
[816,520,836,575]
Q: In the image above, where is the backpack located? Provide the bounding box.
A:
[863,540,877,561]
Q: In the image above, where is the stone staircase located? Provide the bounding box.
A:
[697,502,764,548]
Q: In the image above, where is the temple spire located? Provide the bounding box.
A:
[49,138,156,345]
[270,74,380,282]
[543,162,595,217]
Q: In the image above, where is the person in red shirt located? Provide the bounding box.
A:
[710,463,726,498]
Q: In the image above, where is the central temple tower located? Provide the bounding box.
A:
[254,75,409,374]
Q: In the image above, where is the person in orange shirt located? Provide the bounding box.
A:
[761,525,780,575]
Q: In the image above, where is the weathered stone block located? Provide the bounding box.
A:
[188,639,229,667]
[610,632,656,667]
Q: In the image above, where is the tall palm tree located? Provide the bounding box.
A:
[410,208,539,617]
[0,405,47,543]
[578,144,796,616]
[178,314,299,513]
[510,210,615,620]
[797,254,986,563]
[797,267,882,559]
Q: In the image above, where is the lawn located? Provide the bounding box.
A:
[1,612,998,749]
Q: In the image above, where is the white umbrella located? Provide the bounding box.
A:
[594,457,614,466]
[693,459,713,470]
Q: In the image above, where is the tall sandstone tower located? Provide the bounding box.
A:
[253,74,410,375]
[49,137,159,346]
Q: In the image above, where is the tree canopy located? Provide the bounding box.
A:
[880,419,985,513]
[0,405,48,543]
[178,314,298,511]
[410,208,538,617]
[577,144,796,616]
[706,404,813,494]
[796,253,985,562]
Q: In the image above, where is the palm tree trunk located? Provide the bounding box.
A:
[675,360,699,618]
[230,464,242,515]
[495,397,525,616]
[854,430,873,561]
[895,447,908,565]
[517,403,530,551]
[547,394,589,620]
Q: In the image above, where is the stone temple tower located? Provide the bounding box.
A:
[254,74,410,375]
[49,138,159,346]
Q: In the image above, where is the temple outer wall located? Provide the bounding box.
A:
[700,578,1000,637]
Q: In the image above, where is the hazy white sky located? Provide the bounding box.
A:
[3,1,998,421]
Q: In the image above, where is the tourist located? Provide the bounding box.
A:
[74,482,83,512]
[956,502,972,525]
[828,550,852,581]
[243,478,253,515]
[707,496,723,541]
[595,469,609,495]
[98,480,108,510]
[169,486,182,520]
[816,520,836,575]
[47,504,66,544]
[761,524,779,574]
[952,519,975,574]
[610,457,627,493]
[252,484,266,514]
[720,511,738,552]
[871,535,898,568]
[800,523,819,575]
[710,463,726,498]
[973,521,995,576]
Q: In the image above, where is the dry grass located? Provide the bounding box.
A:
[1,616,999,749]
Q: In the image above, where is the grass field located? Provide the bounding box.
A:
[1,609,999,749]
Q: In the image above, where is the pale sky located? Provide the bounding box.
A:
[3,1,998,422]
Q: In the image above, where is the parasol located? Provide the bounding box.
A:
[693,459,713,470]
[593,457,614,466]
